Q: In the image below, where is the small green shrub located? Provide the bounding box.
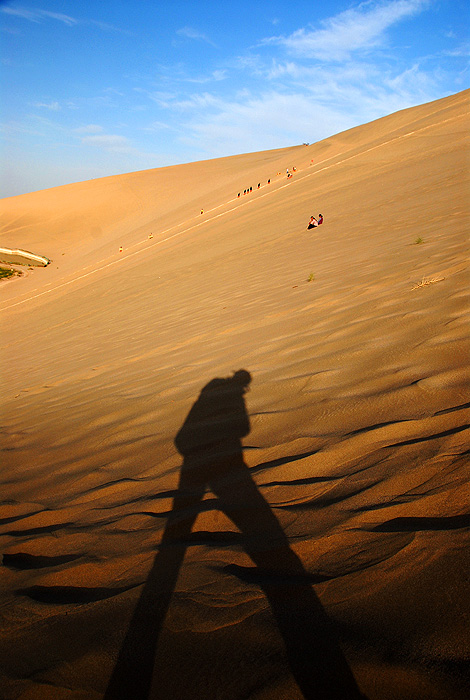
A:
[0,266,16,280]
[415,236,424,245]
[307,272,315,282]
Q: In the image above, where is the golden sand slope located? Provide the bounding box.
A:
[0,90,469,700]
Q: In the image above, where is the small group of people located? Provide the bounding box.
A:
[237,179,271,197]
[307,214,323,229]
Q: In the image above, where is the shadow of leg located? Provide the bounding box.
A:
[104,488,201,700]
[262,577,364,700]
[216,470,365,700]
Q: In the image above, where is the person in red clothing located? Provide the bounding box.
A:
[307,216,318,229]
[318,214,323,225]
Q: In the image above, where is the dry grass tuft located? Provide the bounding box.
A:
[411,276,444,290]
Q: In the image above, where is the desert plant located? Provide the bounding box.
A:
[411,276,444,290]
[415,236,424,244]
[0,266,17,280]
[307,272,315,282]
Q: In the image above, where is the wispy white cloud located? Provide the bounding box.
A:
[164,0,439,159]
[1,25,22,35]
[74,124,104,135]
[41,10,78,26]
[1,6,41,23]
[103,87,126,97]
[0,119,45,137]
[76,127,157,159]
[211,69,226,81]
[176,26,217,47]
[178,91,350,156]
[32,101,61,111]
[263,0,429,62]
[185,69,227,84]
[2,0,461,198]
[89,19,132,34]
[81,133,131,150]
[112,1,448,168]
[1,6,78,26]
[443,43,470,58]
[142,121,174,133]
[139,89,178,109]
[0,6,127,32]
[168,56,441,160]
[171,92,220,112]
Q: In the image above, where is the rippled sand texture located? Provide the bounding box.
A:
[1,90,469,700]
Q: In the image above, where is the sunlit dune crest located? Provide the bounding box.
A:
[1,90,469,700]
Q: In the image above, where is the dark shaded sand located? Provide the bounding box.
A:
[0,90,469,699]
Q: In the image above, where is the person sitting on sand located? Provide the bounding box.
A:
[307,216,318,229]
[318,214,323,225]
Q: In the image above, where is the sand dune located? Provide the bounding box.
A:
[1,89,469,700]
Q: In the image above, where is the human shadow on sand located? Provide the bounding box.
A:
[104,370,366,700]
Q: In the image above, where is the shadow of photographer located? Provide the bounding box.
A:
[104,370,365,700]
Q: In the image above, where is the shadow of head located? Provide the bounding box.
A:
[230,369,252,392]
[174,370,252,458]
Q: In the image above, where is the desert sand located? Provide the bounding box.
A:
[0,89,469,700]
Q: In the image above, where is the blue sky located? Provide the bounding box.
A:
[1,0,468,197]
